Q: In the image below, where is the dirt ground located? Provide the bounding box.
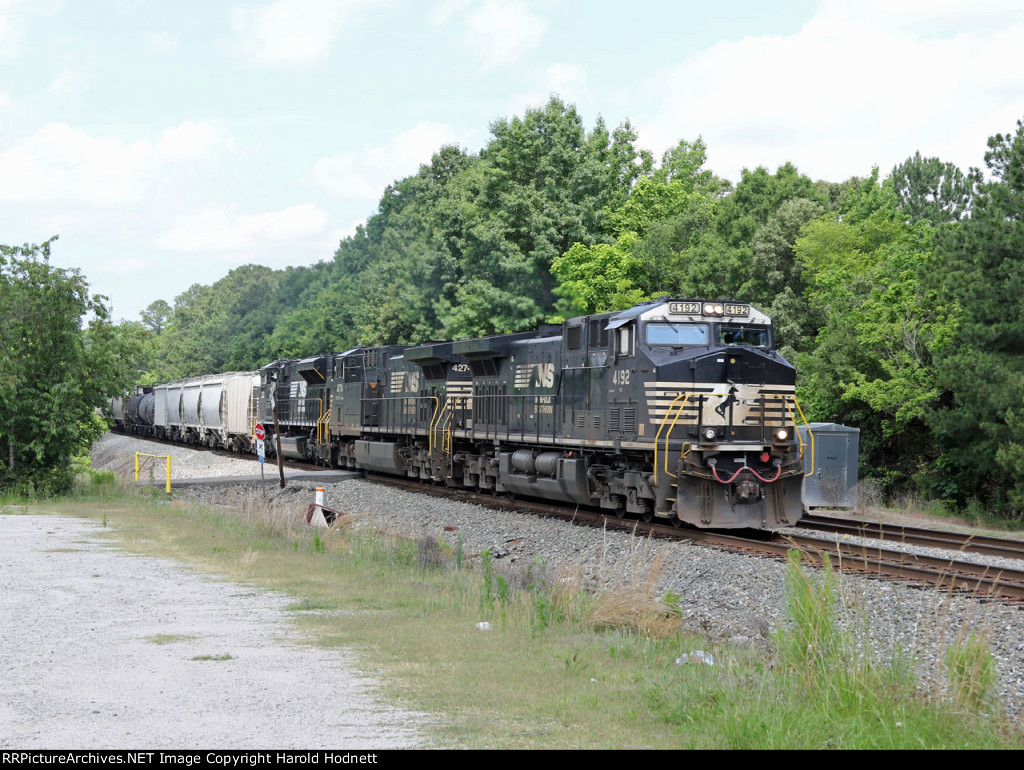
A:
[0,512,429,749]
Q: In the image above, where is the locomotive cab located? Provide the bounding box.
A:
[613,299,807,528]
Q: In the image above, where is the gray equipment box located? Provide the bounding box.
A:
[798,423,859,508]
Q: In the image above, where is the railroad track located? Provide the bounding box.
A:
[120,433,1024,602]
[364,474,1024,602]
[799,512,1024,559]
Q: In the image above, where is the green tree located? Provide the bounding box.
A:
[796,174,958,491]
[930,115,1024,511]
[0,238,144,494]
[140,299,173,335]
[551,138,722,314]
[549,234,647,315]
[890,151,980,225]
[442,98,651,335]
[275,99,651,346]
[147,264,298,379]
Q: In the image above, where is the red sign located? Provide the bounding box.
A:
[254,423,266,441]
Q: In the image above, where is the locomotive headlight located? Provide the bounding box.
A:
[774,428,789,442]
[702,303,725,316]
[702,427,717,441]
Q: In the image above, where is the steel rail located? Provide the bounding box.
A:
[799,513,1024,560]
[362,474,1024,601]
[121,434,1024,602]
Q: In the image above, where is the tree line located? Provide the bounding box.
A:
[5,98,1024,514]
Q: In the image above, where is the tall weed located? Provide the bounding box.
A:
[944,631,997,711]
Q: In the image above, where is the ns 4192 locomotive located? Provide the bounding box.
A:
[254,298,812,529]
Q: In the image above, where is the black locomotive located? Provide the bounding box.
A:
[252,298,810,529]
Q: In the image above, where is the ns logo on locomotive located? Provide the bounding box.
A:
[113,299,813,530]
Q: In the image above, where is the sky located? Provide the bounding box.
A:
[2,0,1023,322]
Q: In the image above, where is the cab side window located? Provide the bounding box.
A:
[617,325,633,357]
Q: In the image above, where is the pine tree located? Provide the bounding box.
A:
[930,116,1024,511]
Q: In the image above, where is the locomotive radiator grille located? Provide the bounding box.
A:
[607,407,636,434]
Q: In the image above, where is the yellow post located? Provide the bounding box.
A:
[133,452,171,493]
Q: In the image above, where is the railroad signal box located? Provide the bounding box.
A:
[798,422,860,509]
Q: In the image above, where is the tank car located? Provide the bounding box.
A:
[122,387,154,435]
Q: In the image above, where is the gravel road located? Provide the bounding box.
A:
[0,512,428,749]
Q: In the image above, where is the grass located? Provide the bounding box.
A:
[7,479,1024,749]
[191,653,235,661]
[146,634,199,645]
[857,481,1024,535]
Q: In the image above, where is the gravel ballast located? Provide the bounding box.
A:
[32,433,1024,728]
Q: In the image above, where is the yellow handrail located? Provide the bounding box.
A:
[653,392,690,485]
[765,394,815,477]
[652,391,814,483]
[441,396,457,454]
[662,394,693,480]
[316,406,331,445]
[428,396,445,454]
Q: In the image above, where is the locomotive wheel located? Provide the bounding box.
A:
[669,517,683,528]
[640,510,654,523]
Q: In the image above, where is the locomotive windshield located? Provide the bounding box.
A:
[720,325,769,348]
[645,323,709,346]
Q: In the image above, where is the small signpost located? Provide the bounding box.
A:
[255,423,266,496]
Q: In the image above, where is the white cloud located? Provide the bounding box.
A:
[464,0,545,70]
[313,122,459,200]
[429,0,472,25]
[48,67,85,97]
[97,256,150,274]
[542,63,589,100]
[818,0,1024,37]
[0,0,26,58]
[641,3,1024,183]
[510,62,590,113]
[229,0,374,67]
[0,120,234,205]
[0,124,151,204]
[0,0,60,58]
[155,120,234,161]
[157,203,331,258]
[147,31,178,54]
